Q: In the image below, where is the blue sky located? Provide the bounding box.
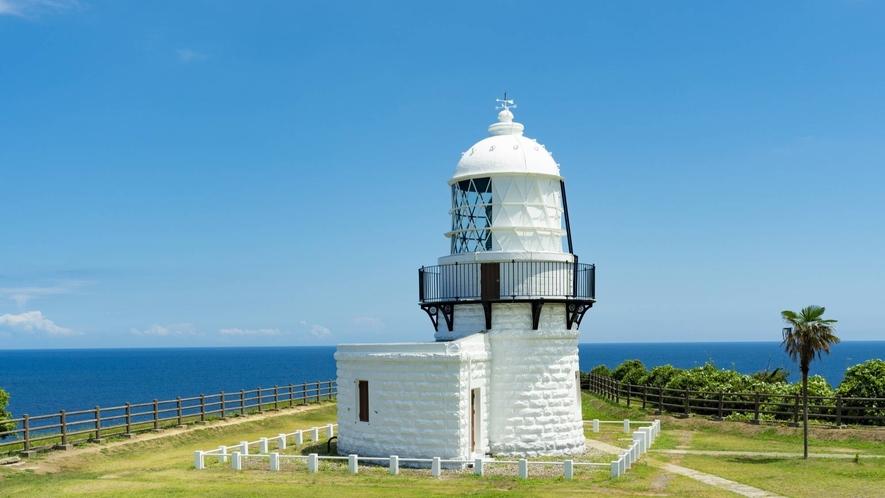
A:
[1,1,883,349]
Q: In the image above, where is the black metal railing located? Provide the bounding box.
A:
[418,260,595,303]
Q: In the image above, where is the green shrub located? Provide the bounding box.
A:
[589,364,612,378]
[0,388,14,438]
[611,359,648,385]
[836,359,885,425]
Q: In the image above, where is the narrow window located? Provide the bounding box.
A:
[358,380,369,422]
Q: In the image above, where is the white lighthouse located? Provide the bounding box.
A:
[335,99,595,460]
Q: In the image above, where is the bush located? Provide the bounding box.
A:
[836,359,885,425]
[611,359,648,385]
[589,364,612,378]
[0,388,14,438]
[641,364,680,388]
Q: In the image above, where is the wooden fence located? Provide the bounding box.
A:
[584,373,885,426]
[0,380,337,455]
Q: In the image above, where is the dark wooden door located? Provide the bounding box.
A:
[481,263,500,301]
[470,389,476,452]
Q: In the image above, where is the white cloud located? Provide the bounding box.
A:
[0,280,89,308]
[310,324,331,338]
[299,320,307,326]
[0,0,79,18]
[131,323,198,337]
[219,327,281,336]
[352,316,384,332]
[0,310,77,336]
[176,48,206,62]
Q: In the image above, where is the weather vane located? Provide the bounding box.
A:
[496,91,516,111]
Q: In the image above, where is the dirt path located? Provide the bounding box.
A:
[7,404,328,475]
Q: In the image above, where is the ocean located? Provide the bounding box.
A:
[1,342,882,419]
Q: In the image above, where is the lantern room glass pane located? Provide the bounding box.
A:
[450,177,493,254]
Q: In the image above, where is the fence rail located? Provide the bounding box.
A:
[583,373,885,426]
[0,380,337,455]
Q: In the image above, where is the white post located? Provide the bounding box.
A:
[592,419,600,433]
[308,453,319,473]
[623,419,630,434]
[259,437,269,454]
[633,432,643,455]
[389,455,399,475]
[642,427,651,449]
[270,452,279,472]
[218,445,227,463]
[240,441,249,455]
[518,459,528,479]
[611,460,619,478]
[431,457,441,477]
[348,454,358,473]
[474,458,484,476]
[295,430,303,445]
[619,454,626,475]
[327,424,334,438]
[194,451,204,470]
[563,460,573,479]
[277,434,287,450]
[310,427,319,441]
[232,451,242,471]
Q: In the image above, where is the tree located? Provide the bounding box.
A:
[781,305,840,458]
[836,359,885,425]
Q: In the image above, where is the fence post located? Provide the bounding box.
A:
[94,405,101,440]
[718,392,724,419]
[642,385,648,410]
[658,387,664,414]
[125,402,131,435]
[626,383,631,407]
[220,391,226,419]
[240,390,246,416]
[153,399,160,430]
[753,392,760,424]
[200,394,206,422]
[177,397,183,426]
[793,393,800,425]
[274,385,279,411]
[288,384,294,408]
[23,414,30,452]
[316,381,321,402]
[684,388,690,416]
[60,410,67,445]
[616,382,621,405]
[836,395,843,427]
[329,379,334,400]
[257,387,263,414]
[302,383,308,405]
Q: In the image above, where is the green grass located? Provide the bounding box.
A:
[0,400,734,497]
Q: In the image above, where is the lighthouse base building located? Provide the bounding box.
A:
[335,101,594,461]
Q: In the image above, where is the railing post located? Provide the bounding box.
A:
[658,386,664,414]
[419,267,425,301]
[60,410,68,445]
[754,392,760,424]
[626,383,631,407]
[793,393,800,425]
[718,392,724,419]
[177,397,183,426]
[257,387,263,414]
[240,390,246,415]
[200,394,206,422]
[642,385,648,410]
[684,388,690,416]
[316,381,320,402]
[125,402,131,434]
[94,405,101,440]
[616,382,620,405]
[288,384,294,408]
[23,414,30,451]
[302,383,308,405]
[153,399,159,430]
[836,395,843,427]
[220,391,226,419]
[274,385,279,411]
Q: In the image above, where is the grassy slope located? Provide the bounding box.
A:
[2,395,884,497]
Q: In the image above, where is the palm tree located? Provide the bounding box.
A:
[781,305,839,459]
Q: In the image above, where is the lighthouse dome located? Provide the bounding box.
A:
[451,109,561,182]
